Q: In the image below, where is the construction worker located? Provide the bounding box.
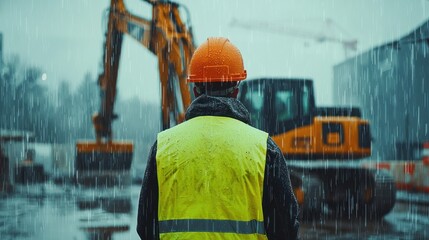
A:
[137,37,299,240]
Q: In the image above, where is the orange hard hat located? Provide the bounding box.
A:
[187,37,247,83]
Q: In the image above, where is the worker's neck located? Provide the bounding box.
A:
[193,87,239,99]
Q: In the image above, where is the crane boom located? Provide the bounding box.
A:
[230,18,357,56]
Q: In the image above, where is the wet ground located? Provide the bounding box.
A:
[300,201,429,239]
[1,183,428,240]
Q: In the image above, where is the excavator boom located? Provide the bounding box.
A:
[93,0,194,142]
[76,0,194,187]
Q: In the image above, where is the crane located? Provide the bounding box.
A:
[230,18,357,58]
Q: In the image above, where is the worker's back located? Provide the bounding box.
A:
[156,115,269,239]
[138,37,299,240]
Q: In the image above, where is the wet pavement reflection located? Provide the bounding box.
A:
[0,183,139,240]
[1,183,428,240]
[300,200,429,239]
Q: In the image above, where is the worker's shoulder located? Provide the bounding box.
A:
[266,136,280,151]
[158,115,268,139]
[156,116,204,141]
[193,115,268,136]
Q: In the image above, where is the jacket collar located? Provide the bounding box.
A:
[185,95,251,124]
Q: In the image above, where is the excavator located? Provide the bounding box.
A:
[75,0,194,187]
[238,78,396,220]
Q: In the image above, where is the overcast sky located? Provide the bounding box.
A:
[1,0,428,105]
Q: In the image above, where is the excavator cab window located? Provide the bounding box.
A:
[241,81,266,130]
[274,90,297,122]
[302,84,311,115]
[239,78,316,135]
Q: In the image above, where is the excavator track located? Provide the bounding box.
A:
[365,170,397,219]
[289,161,396,221]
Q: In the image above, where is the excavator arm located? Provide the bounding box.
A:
[93,0,195,142]
[76,0,194,187]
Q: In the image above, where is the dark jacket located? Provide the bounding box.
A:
[137,95,300,240]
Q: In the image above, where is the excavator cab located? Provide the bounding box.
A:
[239,78,371,160]
[75,142,133,187]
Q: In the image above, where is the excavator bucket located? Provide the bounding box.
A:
[75,142,133,187]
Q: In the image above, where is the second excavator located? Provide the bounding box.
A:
[239,78,396,220]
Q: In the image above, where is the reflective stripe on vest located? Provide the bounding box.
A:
[159,219,265,234]
[156,116,268,240]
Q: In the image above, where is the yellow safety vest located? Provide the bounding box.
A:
[156,116,269,240]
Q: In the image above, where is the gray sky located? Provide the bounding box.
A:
[1,0,428,105]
